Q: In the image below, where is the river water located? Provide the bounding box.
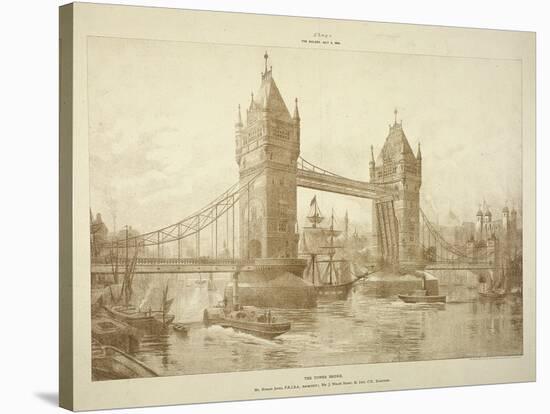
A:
[128,274,523,377]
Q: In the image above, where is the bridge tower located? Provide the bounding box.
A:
[235,52,301,259]
[370,110,422,263]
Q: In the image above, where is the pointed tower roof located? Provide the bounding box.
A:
[250,52,292,121]
[417,142,422,160]
[376,109,415,164]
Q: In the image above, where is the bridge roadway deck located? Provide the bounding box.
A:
[424,262,496,271]
[296,168,394,200]
[91,257,307,275]
[91,255,491,275]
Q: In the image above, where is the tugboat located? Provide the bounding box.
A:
[398,272,446,303]
[398,291,447,303]
[300,196,366,300]
[203,272,291,339]
[172,323,189,335]
[203,305,291,339]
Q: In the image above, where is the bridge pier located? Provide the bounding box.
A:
[224,264,316,309]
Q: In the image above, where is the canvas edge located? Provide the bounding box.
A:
[59,2,75,411]
[65,3,538,410]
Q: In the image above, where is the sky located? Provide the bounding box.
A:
[88,36,522,236]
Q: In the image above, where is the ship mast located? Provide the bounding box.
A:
[328,209,335,285]
[307,195,324,228]
[311,253,316,284]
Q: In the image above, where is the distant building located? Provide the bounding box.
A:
[90,211,109,257]
[473,202,519,244]
[464,202,521,271]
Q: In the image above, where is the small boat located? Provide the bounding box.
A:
[92,339,159,380]
[315,280,354,299]
[105,305,156,326]
[398,274,447,304]
[479,290,507,299]
[203,305,291,339]
[92,315,142,352]
[104,241,175,328]
[105,305,175,328]
[478,267,507,299]
[106,282,176,328]
[398,293,447,303]
[172,323,189,335]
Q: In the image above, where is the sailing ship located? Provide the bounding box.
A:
[300,196,365,300]
[104,227,175,329]
[105,281,176,329]
[479,266,507,299]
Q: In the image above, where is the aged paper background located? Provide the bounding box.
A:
[68,3,535,410]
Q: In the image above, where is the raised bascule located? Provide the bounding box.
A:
[91,53,500,305]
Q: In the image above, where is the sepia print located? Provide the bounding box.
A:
[88,35,524,382]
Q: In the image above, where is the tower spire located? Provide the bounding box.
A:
[417,142,422,160]
[264,51,269,76]
[236,104,243,127]
[394,108,398,125]
[369,144,376,180]
[293,98,300,120]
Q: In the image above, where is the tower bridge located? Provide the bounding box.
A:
[91,52,494,276]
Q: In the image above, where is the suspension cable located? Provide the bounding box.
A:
[98,168,265,249]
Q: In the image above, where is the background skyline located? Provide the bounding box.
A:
[88,36,523,237]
